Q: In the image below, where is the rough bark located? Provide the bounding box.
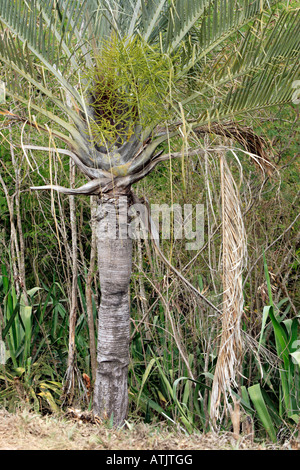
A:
[93,193,132,426]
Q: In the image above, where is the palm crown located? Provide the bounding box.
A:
[0,0,299,190]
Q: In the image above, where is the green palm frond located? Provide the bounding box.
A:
[181,9,299,123]
[0,27,81,126]
[2,78,84,146]
[211,60,299,122]
[85,0,111,41]
[99,0,214,51]
[166,0,211,52]
[97,0,136,37]
[0,0,299,175]
[0,0,87,104]
[140,0,167,42]
[229,9,299,76]
[1,0,87,65]
[180,0,279,73]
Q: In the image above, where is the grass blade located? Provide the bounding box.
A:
[248,383,277,442]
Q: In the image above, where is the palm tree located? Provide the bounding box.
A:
[0,0,298,426]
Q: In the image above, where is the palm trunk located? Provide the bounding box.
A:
[93,193,132,426]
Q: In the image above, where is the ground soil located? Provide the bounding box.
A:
[0,408,297,450]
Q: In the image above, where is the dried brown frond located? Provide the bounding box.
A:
[195,122,274,176]
[210,152,247,425]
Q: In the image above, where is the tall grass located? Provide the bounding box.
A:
[0,248,299,441]
[0,265,96,412]
[245,255,299,440]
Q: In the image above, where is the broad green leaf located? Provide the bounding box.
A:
[137,358,156,406]
[38,390,60,413]
[248,384,277,442]
[290,351,300,366]
[258,305,270,351]
[27,287,42,298]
